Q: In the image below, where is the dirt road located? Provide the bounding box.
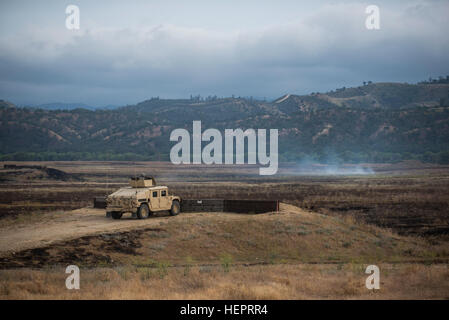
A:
[0,208,202,256]
[0,204,297,256]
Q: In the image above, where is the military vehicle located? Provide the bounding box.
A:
[106,176,181,219]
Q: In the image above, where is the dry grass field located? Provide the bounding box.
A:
[1,264,448,300]
[0,161,448,299]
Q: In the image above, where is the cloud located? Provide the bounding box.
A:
[0,1,448,105]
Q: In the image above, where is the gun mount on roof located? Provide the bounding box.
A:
[129,176,156,188]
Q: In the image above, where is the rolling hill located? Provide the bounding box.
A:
[1,81,449,163]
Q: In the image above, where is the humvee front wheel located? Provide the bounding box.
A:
[170,200,180,216]
[137,203,151,219]
[111,211,122,219]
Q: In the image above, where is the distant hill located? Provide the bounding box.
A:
[275,82,449,113]
[0,100,16,109]
[22,102,120,111]
[35,102,95,111]
[1,81,449,163]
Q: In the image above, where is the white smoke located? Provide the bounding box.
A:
[285,154,376,176]
[322,164,374,175]
[286,163,375,176]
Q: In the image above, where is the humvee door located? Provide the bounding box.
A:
[150,190,160,211]
[159,188,171,210]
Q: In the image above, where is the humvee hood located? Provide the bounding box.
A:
[108,187,147,198]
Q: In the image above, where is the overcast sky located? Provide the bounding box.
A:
[0,0,448,106]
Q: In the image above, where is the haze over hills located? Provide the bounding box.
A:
[1,80,449,163]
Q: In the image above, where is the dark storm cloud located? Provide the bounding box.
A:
[0,0,448,105]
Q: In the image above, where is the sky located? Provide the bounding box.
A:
[0,0,448,106]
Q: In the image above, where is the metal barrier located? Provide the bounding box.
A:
[93,197,107,209]
[181,199,279,214]
[94,197,279,214]
[224,199,279,213]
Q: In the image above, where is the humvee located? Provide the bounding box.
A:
[106,176,181,219]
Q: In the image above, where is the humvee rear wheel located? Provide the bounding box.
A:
[111,211,122,219]
[170,200,180,216]
[137,203,151,219]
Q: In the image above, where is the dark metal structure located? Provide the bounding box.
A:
[181,199,279,214]
[93,197,107,209]
[94,197,279,213]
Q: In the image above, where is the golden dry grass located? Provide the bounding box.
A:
[3,203,447,268]
[1,263,448,300]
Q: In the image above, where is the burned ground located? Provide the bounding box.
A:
[2,161,448,237]
[0,228,166,268]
